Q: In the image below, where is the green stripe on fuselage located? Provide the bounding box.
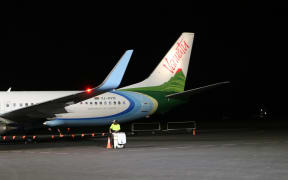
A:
[121,70,188,113]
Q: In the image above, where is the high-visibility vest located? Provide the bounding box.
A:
[110,124,120,131]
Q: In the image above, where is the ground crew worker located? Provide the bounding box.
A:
[109,120,121,147]
[109,120,121,133]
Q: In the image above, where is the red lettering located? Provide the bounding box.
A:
[162,64,174,74]
[162,58,175,73]
[162,38,190,74]
[183,40,190,49]
[169,59,177,71]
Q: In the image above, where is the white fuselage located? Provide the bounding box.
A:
[0,90,157,127]
[0,91,128,116]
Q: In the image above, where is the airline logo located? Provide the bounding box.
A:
[162,38,190,74]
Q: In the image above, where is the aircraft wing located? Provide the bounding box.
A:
[166,81,230,100]
[0,50,133,123]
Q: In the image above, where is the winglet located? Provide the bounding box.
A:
[97,50,133,91]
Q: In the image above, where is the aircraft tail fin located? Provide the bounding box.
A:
[122,33,194,93]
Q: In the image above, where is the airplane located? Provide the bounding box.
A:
[0,32,228,135]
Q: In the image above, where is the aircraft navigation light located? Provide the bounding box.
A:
[86,88,92,93]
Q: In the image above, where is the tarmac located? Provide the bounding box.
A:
[1,130,288,180]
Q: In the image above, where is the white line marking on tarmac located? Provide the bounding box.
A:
[0,151,9,153]
[25,151,36,154]
[222,144,236,146]
[11,150,22,153]
[243,143,259,145]
[176,146,189,149]
[39,152,51,154]
[55,152,69,155]
[200,145,217,147]
[105,149,123,152]
[127,149,140,152]
[263,142,274,144]
[157,148,169,150]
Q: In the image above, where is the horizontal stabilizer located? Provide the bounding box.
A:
[166,81,230,99]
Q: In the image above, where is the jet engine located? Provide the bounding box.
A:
[0,118,17,135]
[0,123,8,135]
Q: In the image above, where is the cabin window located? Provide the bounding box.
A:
[109,101,111,105]
[99,102,102,105]
[6,104,9,107]
[85,102,88,105]
[114,101,116,105]
[95,102,97,105]
[20,103,23,107]
[25,103,28,106]
[13,103,16,107]
[80,102,83,104]
[104,101,107,105]
[90,102,93,105]
[31,103,34,106]
[118,101,121,105]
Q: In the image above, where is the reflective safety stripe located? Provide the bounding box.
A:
[110,124,120,131]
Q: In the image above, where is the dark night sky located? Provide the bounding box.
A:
[3,5,288,120]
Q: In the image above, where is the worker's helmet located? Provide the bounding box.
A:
[113,120,118,123]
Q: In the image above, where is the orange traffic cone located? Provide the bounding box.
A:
[106,136,112,149]
[193,128,196,136]
[102,133,105,136]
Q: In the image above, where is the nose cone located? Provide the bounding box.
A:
[43,120,64,127]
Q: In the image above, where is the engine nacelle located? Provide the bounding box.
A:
[0,123,7,134]
[0,118,18,135]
